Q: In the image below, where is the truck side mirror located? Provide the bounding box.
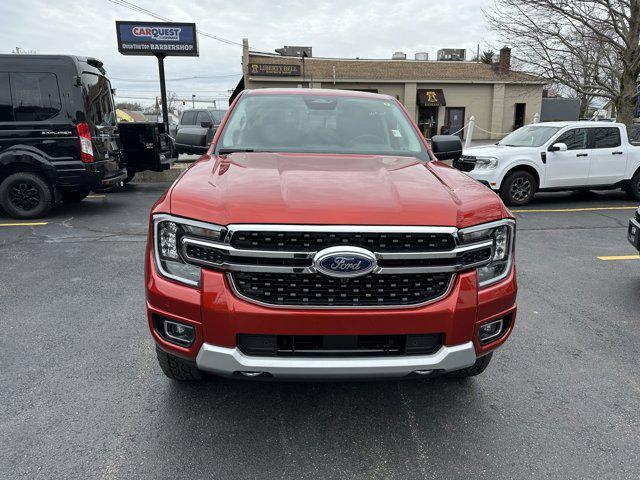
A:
[200,121,213,129]
[430,135,463,161]
[549,142,567,152]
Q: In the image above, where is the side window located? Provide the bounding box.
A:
[180,111,196,125]
[591,127,621,149]
[0,73,13,122]
[10,72,62,122]
[209,110,226,124]
[195,111,210,126]
[555,128,588,150]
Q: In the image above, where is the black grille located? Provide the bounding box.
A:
[237,333,444,357]
[453,155,476,172]
[378,246,492,268]
[231,271,452,307]
[184,243,310,267]
[230,230,455,252]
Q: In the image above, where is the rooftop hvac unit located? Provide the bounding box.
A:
[391,51,407,60]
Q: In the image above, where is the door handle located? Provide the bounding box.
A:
[612,151,623,155]
[576,153,588,157]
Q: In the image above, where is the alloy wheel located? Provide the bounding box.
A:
[9,181,41,212]
[509,177,532,202]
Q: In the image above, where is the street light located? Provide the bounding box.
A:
[192,94,195,108]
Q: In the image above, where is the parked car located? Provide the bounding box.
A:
[0,54,126,218]
[174,108,226,155]
[629,206,640,253]
[456,121,640,205]
[118,121,174,183]
[146,89,517,382]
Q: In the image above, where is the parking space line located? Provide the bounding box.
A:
[0,222,48,227]
[87,194,106,199]
[597,255,640,261]
[512,206,637,213]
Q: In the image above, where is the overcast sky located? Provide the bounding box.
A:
[0,0,497,107]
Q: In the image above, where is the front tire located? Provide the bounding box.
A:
[626,171,640,201]
[500,170,536,206]
[0,172,54,219]
[446,352,493,378]
[155,346,203,381]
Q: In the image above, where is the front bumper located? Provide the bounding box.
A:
[628,217,640,251]
[465,169,501,190]
[146,240,518,380]
[195,341,477,379]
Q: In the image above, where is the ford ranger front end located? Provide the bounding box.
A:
[145,89,517,381]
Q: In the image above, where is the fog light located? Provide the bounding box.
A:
[478,319,504,344]
[163,320,195,347]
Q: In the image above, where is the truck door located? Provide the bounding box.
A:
[175,110,199,149]
[545,127,590,187]
[586,127,626,185]
[82,72,120,162]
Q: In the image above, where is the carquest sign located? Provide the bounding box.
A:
[116,21,198,56]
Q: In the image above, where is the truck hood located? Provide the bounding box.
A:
[464,144,539,157]
[169,153,508,228]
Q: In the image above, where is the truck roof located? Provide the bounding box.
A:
[537,120,625,128]
[243,88,396,101]
[0,54,106,75]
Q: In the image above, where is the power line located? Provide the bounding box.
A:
[115,94,228,101]
[107,0,258,49]
[110,73,241,82]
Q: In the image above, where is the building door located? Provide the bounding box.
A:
[418,106,438,139]
[444,107,465,139]
[514,103,526,130]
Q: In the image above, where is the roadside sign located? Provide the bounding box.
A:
[115,21,198,56]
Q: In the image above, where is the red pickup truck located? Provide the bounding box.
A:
[145,89,517,381]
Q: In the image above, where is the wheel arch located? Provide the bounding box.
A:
[0,148,57,185]
[499,163,541,191]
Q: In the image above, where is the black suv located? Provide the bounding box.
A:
[0,55,126,219]
[174,108,226,155]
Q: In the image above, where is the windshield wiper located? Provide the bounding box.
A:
[217,148,255,155]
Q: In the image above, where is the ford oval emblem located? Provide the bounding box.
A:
[313,246,377,278]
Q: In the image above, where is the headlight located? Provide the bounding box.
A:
[153,214,226,287]
[474,157,498,170]
[459,219,515,287]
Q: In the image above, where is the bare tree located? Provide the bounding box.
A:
[485,0,640,133]
[165,91,178,114]
[115,101,143,111]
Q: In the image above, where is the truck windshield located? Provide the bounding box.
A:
[218,94,425,158]
[498,125,561,147]
[82,73,116,127]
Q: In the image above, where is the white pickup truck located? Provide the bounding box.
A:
[456,121,640,205]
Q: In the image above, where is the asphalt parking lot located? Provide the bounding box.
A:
[1,184,639,479]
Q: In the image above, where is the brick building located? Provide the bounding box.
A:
[232,39,547,140]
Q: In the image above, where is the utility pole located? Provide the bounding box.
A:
[192,94,196,108]
[156,54,169,133]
